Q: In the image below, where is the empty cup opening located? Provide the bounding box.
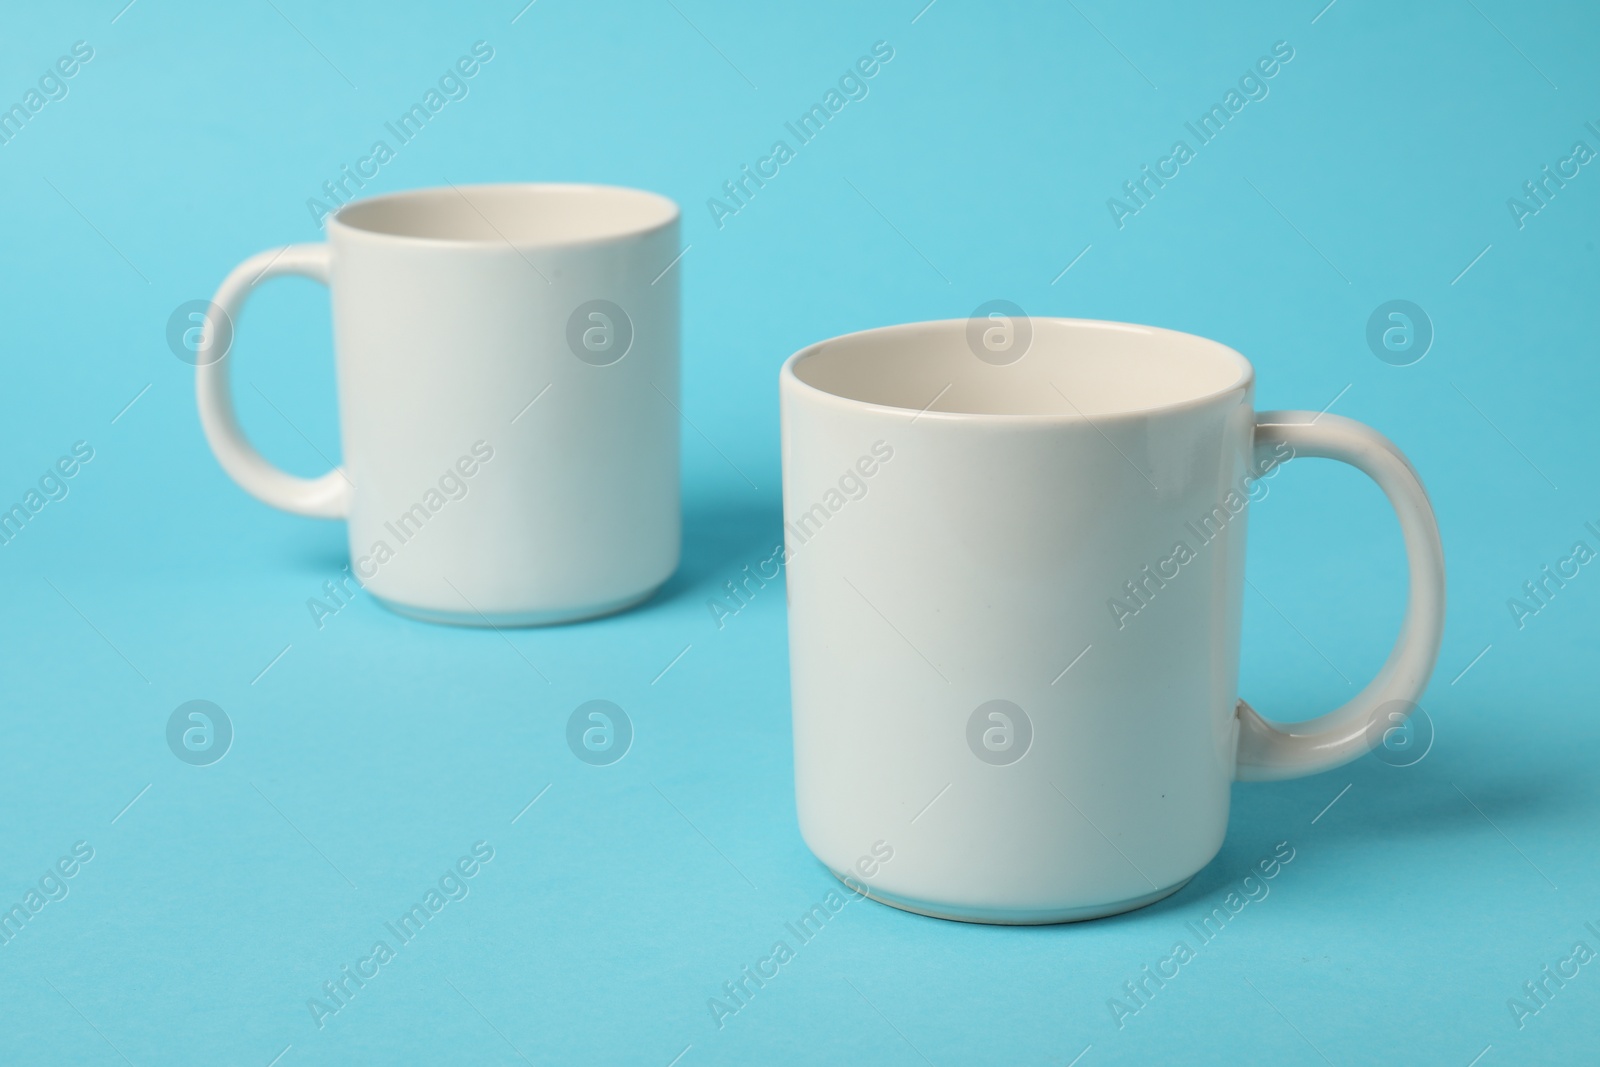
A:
[787,318,1252,419]
[332,183,679,246]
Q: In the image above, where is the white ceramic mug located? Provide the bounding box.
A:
[779,317,1445,923]
[196,183,682,625]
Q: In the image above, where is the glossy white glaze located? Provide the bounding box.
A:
[780,318,1444,923]
[197,184,682,624]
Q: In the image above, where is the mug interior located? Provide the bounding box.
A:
[332,183,678,246]
[788,318,1252,418]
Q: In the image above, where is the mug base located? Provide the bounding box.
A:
[373,585,660,628]
[833,872,1192,925]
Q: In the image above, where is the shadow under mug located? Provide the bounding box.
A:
[779,317,1446,923]
[194,183,682,626]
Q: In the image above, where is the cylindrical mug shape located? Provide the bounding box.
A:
[781,318,1260,922]
[326,184,681,624]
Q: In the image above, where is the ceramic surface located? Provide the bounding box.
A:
[780,318,1445,923]
[195,183,682,624]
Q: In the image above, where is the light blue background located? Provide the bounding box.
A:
[1,1,1596,1064]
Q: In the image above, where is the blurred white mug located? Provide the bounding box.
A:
[194,183,682,625]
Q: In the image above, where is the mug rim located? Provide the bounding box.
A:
[780,317,1255,423]
[326,182,680,249]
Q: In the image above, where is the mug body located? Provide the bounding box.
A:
[781,318,1261,922]
[325,184,680,624]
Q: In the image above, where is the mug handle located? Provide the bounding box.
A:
[195,244,351,518]
[1235,410,1446,781]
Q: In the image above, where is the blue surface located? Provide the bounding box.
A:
[2,1,1597,1064]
